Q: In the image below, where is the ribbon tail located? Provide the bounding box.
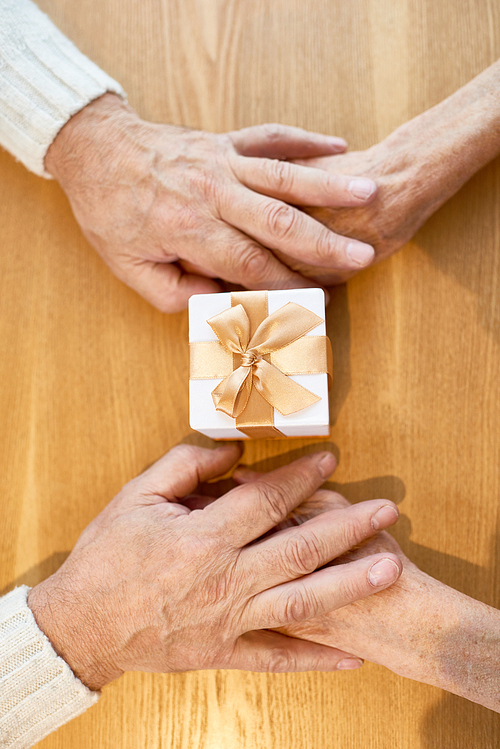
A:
[252,360,320,416]
[211,365,253,418]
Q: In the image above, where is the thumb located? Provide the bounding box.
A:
[228,123,347,160]
[130,444,243,505]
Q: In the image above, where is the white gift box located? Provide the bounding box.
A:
[188,288,331,440]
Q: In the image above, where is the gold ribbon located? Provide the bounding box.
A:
[190,291,332,438]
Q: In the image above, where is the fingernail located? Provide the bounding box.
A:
[328,136,347,150]
[348,178,376,200]
[337,657,363,670]
[368,559,400,587]
[371,505,399,531]
[317,452,336,479]
[346,242,375,267]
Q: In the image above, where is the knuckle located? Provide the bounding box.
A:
[254,481,288,526]
[314,228,340,263]
[337,513,366,549]
[337,565,367,602]
[260,123,287,142]
[282,586,317,624]
[261,647,295,673]
[268,159,294,193]
[238,245,273,282]
[263,202,298,239]
[282,531,323,577]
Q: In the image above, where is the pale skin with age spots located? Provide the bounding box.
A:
[234,465,500,714]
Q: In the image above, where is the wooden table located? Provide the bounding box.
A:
[2,0,500,746]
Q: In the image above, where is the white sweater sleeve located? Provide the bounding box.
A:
[0,586,99,748]
[0,0,126,177]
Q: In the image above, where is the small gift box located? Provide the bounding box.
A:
[189,288,332,439]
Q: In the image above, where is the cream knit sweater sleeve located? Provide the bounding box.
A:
[0,587,99,748]
[0,0,125,177]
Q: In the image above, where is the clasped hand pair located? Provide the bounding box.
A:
[28,445,401,691]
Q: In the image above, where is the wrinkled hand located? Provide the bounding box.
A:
[233,466,426,679]
[280,136,444,286]
[235,467,500,704]
[286,62,500,287]
[27,445,402,691]
[45,94,377,312]
[272,489,430,680]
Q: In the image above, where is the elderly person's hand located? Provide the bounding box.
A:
[44,93,377,312]
[277,58,500,286]
[26,445,402,691]
[234,468,500,713]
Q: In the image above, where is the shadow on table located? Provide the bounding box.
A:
[421,690,500,748]
[0,551,70,595]
[225,445,500,745]
[325,283,351,425]
[3,445,499,746]
[407,509,500,747]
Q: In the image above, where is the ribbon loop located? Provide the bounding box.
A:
[207,301,323,418]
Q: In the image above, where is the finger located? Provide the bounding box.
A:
[220,188,375,271]
[244,500,399,593]
[192,222,319,291]
[244,553,403,630]
[126,443,243,505]
[277,489,350,528]
[232,465,263,484]
[230,630,363,672]
[232,156,377,207]
[234,466,350,511]
[233,469,351,529]
[126,261,222,314]
[228,123,347,159]
[206,452,336,546]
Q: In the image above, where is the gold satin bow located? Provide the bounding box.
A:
[208,301,322,418]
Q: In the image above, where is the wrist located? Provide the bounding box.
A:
[363,566,500,712]
[27,576,122,691]
[379,59,500,205]
[422,581,500,711]
[44,92,140,184]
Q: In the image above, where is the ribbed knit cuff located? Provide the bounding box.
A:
[0,0,126,177]
[0,586,99,749]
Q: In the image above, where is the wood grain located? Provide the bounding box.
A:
[1,0,500,746]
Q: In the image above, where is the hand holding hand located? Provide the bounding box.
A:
[234,471,500,713]
[27,445,402,691]
[282,136,453,286]
[45,94,377,312]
